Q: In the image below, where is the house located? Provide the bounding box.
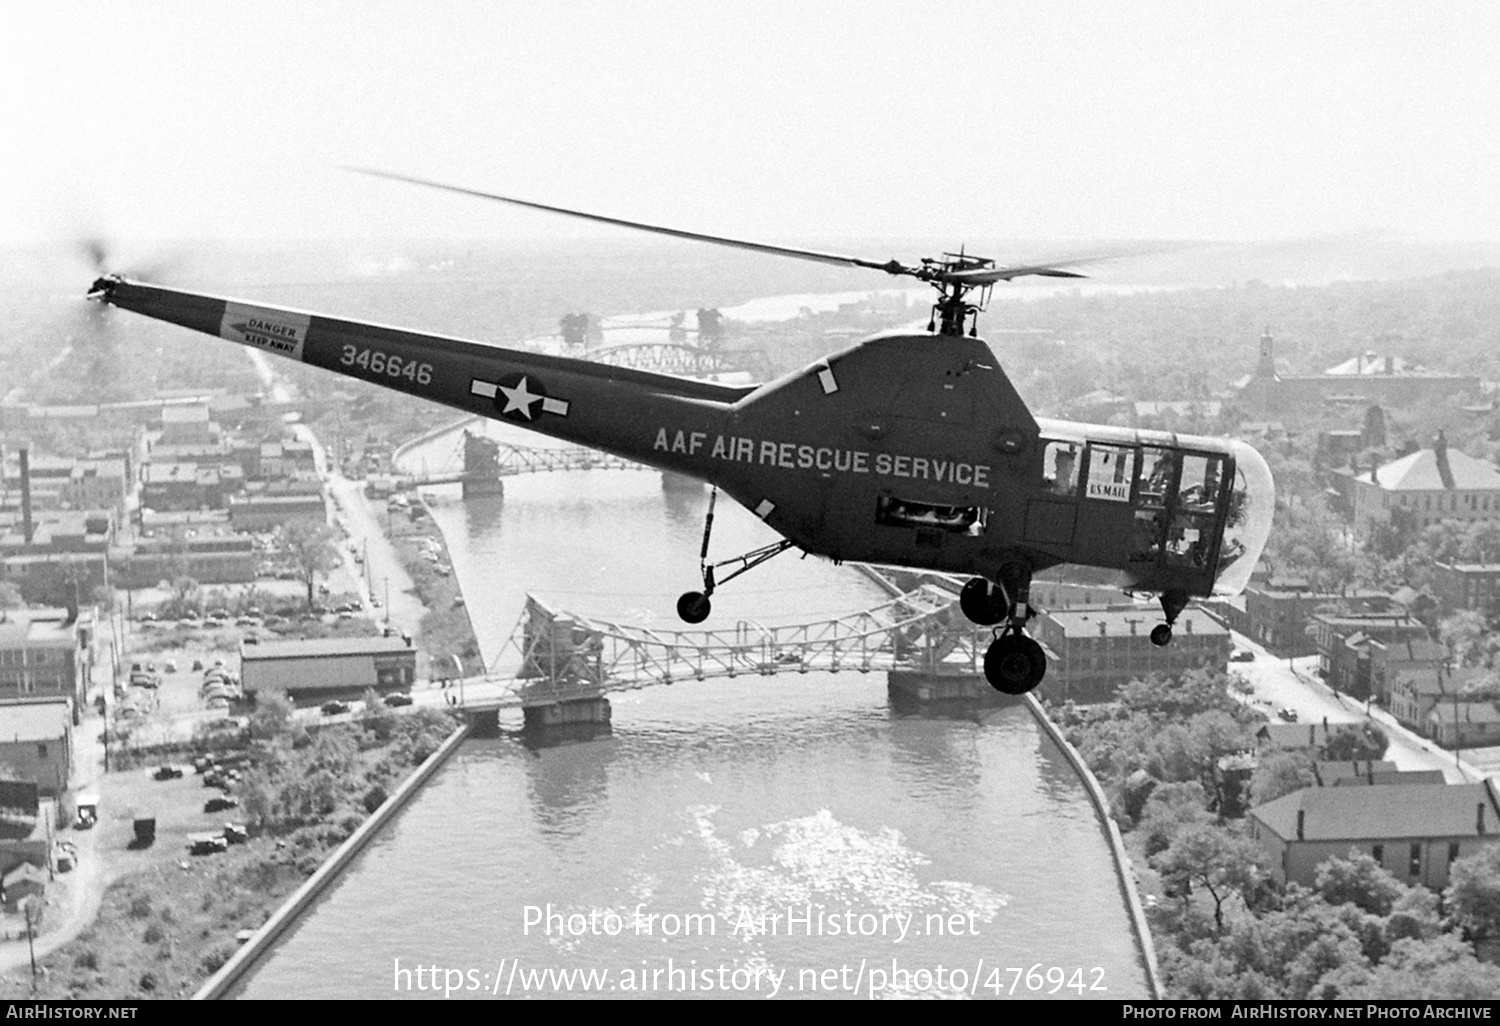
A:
[1311,760,1445,787]
[0,699,72,797]
[1389,663,1488,734]
[1368,636,1448,710]
[1256,721,1336,752]
[1247,780,1500,890]
[1427,701,1500,749]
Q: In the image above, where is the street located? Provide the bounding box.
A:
[1228,632,1488,784]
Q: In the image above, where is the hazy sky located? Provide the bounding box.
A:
[7,1,1500,247]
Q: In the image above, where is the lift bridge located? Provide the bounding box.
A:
[399,432,648,493]
[445,579,999,725]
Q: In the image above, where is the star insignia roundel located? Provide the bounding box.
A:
[469,374,571,421]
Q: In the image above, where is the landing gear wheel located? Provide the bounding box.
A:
[983,633,1047,695]
[959,577,1007,626]
[677,591,712,624]
[1150,623,1173,647]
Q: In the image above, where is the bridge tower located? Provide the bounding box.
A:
[516,595,612,735]
[461,430,505,498]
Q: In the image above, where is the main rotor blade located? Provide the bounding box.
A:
[344,166,913,277]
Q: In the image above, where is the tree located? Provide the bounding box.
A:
[1152,824,1270,933]
[1323,723,1389,761]
[249,687,295,742]
[1317,935,1500,999]
[1248,750,1314,807]
[283,521,342,610]
[1314,851,1407,917]
[1137,780,1214,855]
[1440,611,1491,669]
[1444,843,1500,942]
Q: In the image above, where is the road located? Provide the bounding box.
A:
[1228,633,1485,784]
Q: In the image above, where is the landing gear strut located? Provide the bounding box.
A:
[677,488,794,624]
[963,562,1047,695]
[1151,589,1189,647]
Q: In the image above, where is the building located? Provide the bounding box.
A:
[1310,760,1445,787]
[1366,635,1447,708]
[0,699,72,797]
[1348,433,1500,542]
[239,636,417,700]
[1308,612,1429,699]
[1427,701,1500,749]
[1256,722,1336,752]
[1247,781,1500,890]
[157,403,216,446]
[228,494,326,532]
[0,608,99,710]
[116,534,256,587]
[1029,604,1229,701]
[1240,580,1393,657]
[1433,562,1500,619]
[1238,331,1480,420]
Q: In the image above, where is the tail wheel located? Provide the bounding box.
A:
[959,577,1007,626]
[983,634,1047,695]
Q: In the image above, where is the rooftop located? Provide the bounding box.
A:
[0,610,83,650]
[1356,447,1500,492]
[1253,781,1500,842]
[0,700,71,742]
[1043,605,1226,637]
[241,636,416,661]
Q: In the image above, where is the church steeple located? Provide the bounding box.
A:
[1256,328,1279,380]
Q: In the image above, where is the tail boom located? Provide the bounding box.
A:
[90,277,745,477]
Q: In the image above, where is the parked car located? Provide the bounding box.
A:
[1277,707,1299,722]
[321,700,352,716]
[204,795,240,814]
[152,764,184,781]
[163,660,178,673]
[1229,650,1255,663]
[383,692,414,707]
[188,832,229,855]
[222,823,249,845]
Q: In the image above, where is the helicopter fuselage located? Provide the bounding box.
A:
[90,277,1274,606]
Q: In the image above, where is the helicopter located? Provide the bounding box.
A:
[85,170,1275,695]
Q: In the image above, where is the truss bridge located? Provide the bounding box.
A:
[444,578,997,719]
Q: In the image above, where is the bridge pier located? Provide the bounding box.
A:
[523,696,612,730]
[522,696,612,745]
[463,708,503,737]
[887,668,1008,707]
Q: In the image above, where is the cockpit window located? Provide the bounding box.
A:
[1084,443,1134,502]
[1178,453,1223,515]
[1138,447,1175,506]
[1043,440,1081,497]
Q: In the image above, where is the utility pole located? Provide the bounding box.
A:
[25,898,38,989]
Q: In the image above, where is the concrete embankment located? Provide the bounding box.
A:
[851,562,1163,999]
[193,720,472,1000]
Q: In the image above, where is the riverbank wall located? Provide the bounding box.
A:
[193,720,472,1000]
[851,562,1163,999]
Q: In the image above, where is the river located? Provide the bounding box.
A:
[231,395,1150,1001]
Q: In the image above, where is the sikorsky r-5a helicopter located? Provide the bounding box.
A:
[86,170,1275,695]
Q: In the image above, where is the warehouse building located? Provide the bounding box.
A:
[239,636,417,701]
